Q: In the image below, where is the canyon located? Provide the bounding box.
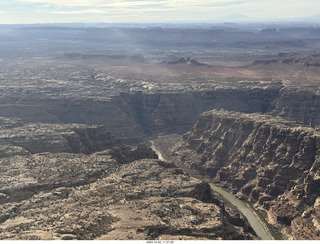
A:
[0,23,320,240]
[0,118,255,240]
[174,110,320,239]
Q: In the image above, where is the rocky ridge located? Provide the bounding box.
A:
[174,109,320,240]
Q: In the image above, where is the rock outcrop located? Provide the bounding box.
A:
[174,109,320,240]
[162,57,209,66]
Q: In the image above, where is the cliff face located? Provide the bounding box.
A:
[4,86,320,144]
[45,98,146,144]
[174,109,320,240]
[271,89,320,127]
[0,117,121,157]
[0,84,281,144]
[120,87,280,136]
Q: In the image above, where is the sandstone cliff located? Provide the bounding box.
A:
[271,88,320,127]
[174,109,320,240]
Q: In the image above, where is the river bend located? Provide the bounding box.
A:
[150,139,273,240]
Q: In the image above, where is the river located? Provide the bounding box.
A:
[149,139,273,240]
[150,140,165,161]
[209,183,273,240]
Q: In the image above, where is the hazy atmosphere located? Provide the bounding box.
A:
[0,0,320,24]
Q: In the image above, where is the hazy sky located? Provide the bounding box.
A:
[0,0,319,24]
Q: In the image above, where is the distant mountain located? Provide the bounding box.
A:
[161,57,210,66]
[216,14,262,23]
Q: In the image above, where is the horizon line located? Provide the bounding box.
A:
[1,19,320,26]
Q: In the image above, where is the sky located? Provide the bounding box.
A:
[0,0,319,24]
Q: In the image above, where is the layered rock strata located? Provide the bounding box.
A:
[0,85,281,143]
[5,85,320,142]
[119,86,280,136]
[271,88,320,127]
[174,109,320,240]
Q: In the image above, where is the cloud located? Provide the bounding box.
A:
[48,1,171,17]
[2,0,320,24]
[51,9,111,15]
[16,0,253,8]
[18,0,110,7]
[15,0,320,17]
[17,0,168,7]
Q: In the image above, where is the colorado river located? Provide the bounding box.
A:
[150,140,165,161]
[209,183,273,240]
[149,139,273,240]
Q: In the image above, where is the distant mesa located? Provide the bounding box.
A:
[161,57,210,66]
[252,52,320,68]
[63,53,145,63]
[258,28,280,35]
[216,14,257,23]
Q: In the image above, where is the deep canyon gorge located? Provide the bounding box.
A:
[0,24,320,240]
